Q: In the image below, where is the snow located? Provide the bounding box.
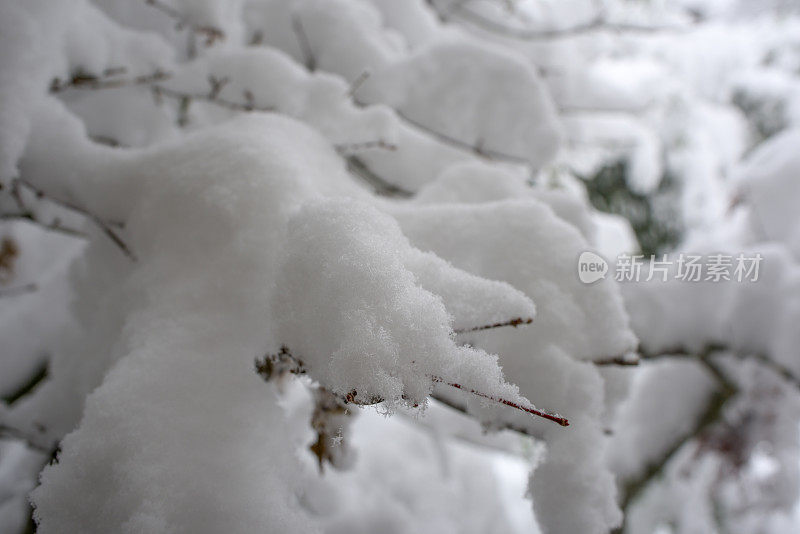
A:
[357,39,563,169]
[736,128,800,259]
[2,0,800,533]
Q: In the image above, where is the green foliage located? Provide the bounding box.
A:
[580,160,683,256]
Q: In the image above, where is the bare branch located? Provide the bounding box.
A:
[639,342,800,391]
[392,108,531,166]
[347,70,371,98]
[50,69,171,93]
[2,361,48,405]
[207,75,230,99]
[594,355,640,367]
[152,84,276,114]
[291,14,316,71]
[14,179,136,261]
[613,348,737,533]
[430,374,569,426]
[334,140,397,154]
[454,316,533,334]
[345,156,413,198]
[429,1,686,40]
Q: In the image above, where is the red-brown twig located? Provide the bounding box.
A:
[430,374,569,426]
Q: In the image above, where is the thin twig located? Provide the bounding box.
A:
[2,361,47,405]
[144,0,225,46]
[454,317,533,334]
[152,84,275,113]
[347,71,371,98]
[0,424,55,454]
[256,345,568,426]
[14,179,136,261]
[594,355,640,367]
[292,14,316,71]
[430,374,569,426]
[334,140,397,154]
[433,1,685,40]
[345,156,413,198]
[394,108,531,166]
[639,343,800,391]
[0,213,87,239]
[50,70,171,93]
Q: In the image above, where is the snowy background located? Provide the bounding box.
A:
[1,0,800,533]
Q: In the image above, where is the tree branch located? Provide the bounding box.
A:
[639,342,800,391]
[50,69,171,93]
[256,345,569,426]
[291,14,316,72]
[2,361,48,406]
[430,374,569,426]
[13,179,136,261]
[334,140,397,154]
[345,156,413,198]
[453,316,533,334]
[594,355,640,367]
[613,347,738,533]
[428,0,686,41]
[151,84,275,114]
[392,108,531,166]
